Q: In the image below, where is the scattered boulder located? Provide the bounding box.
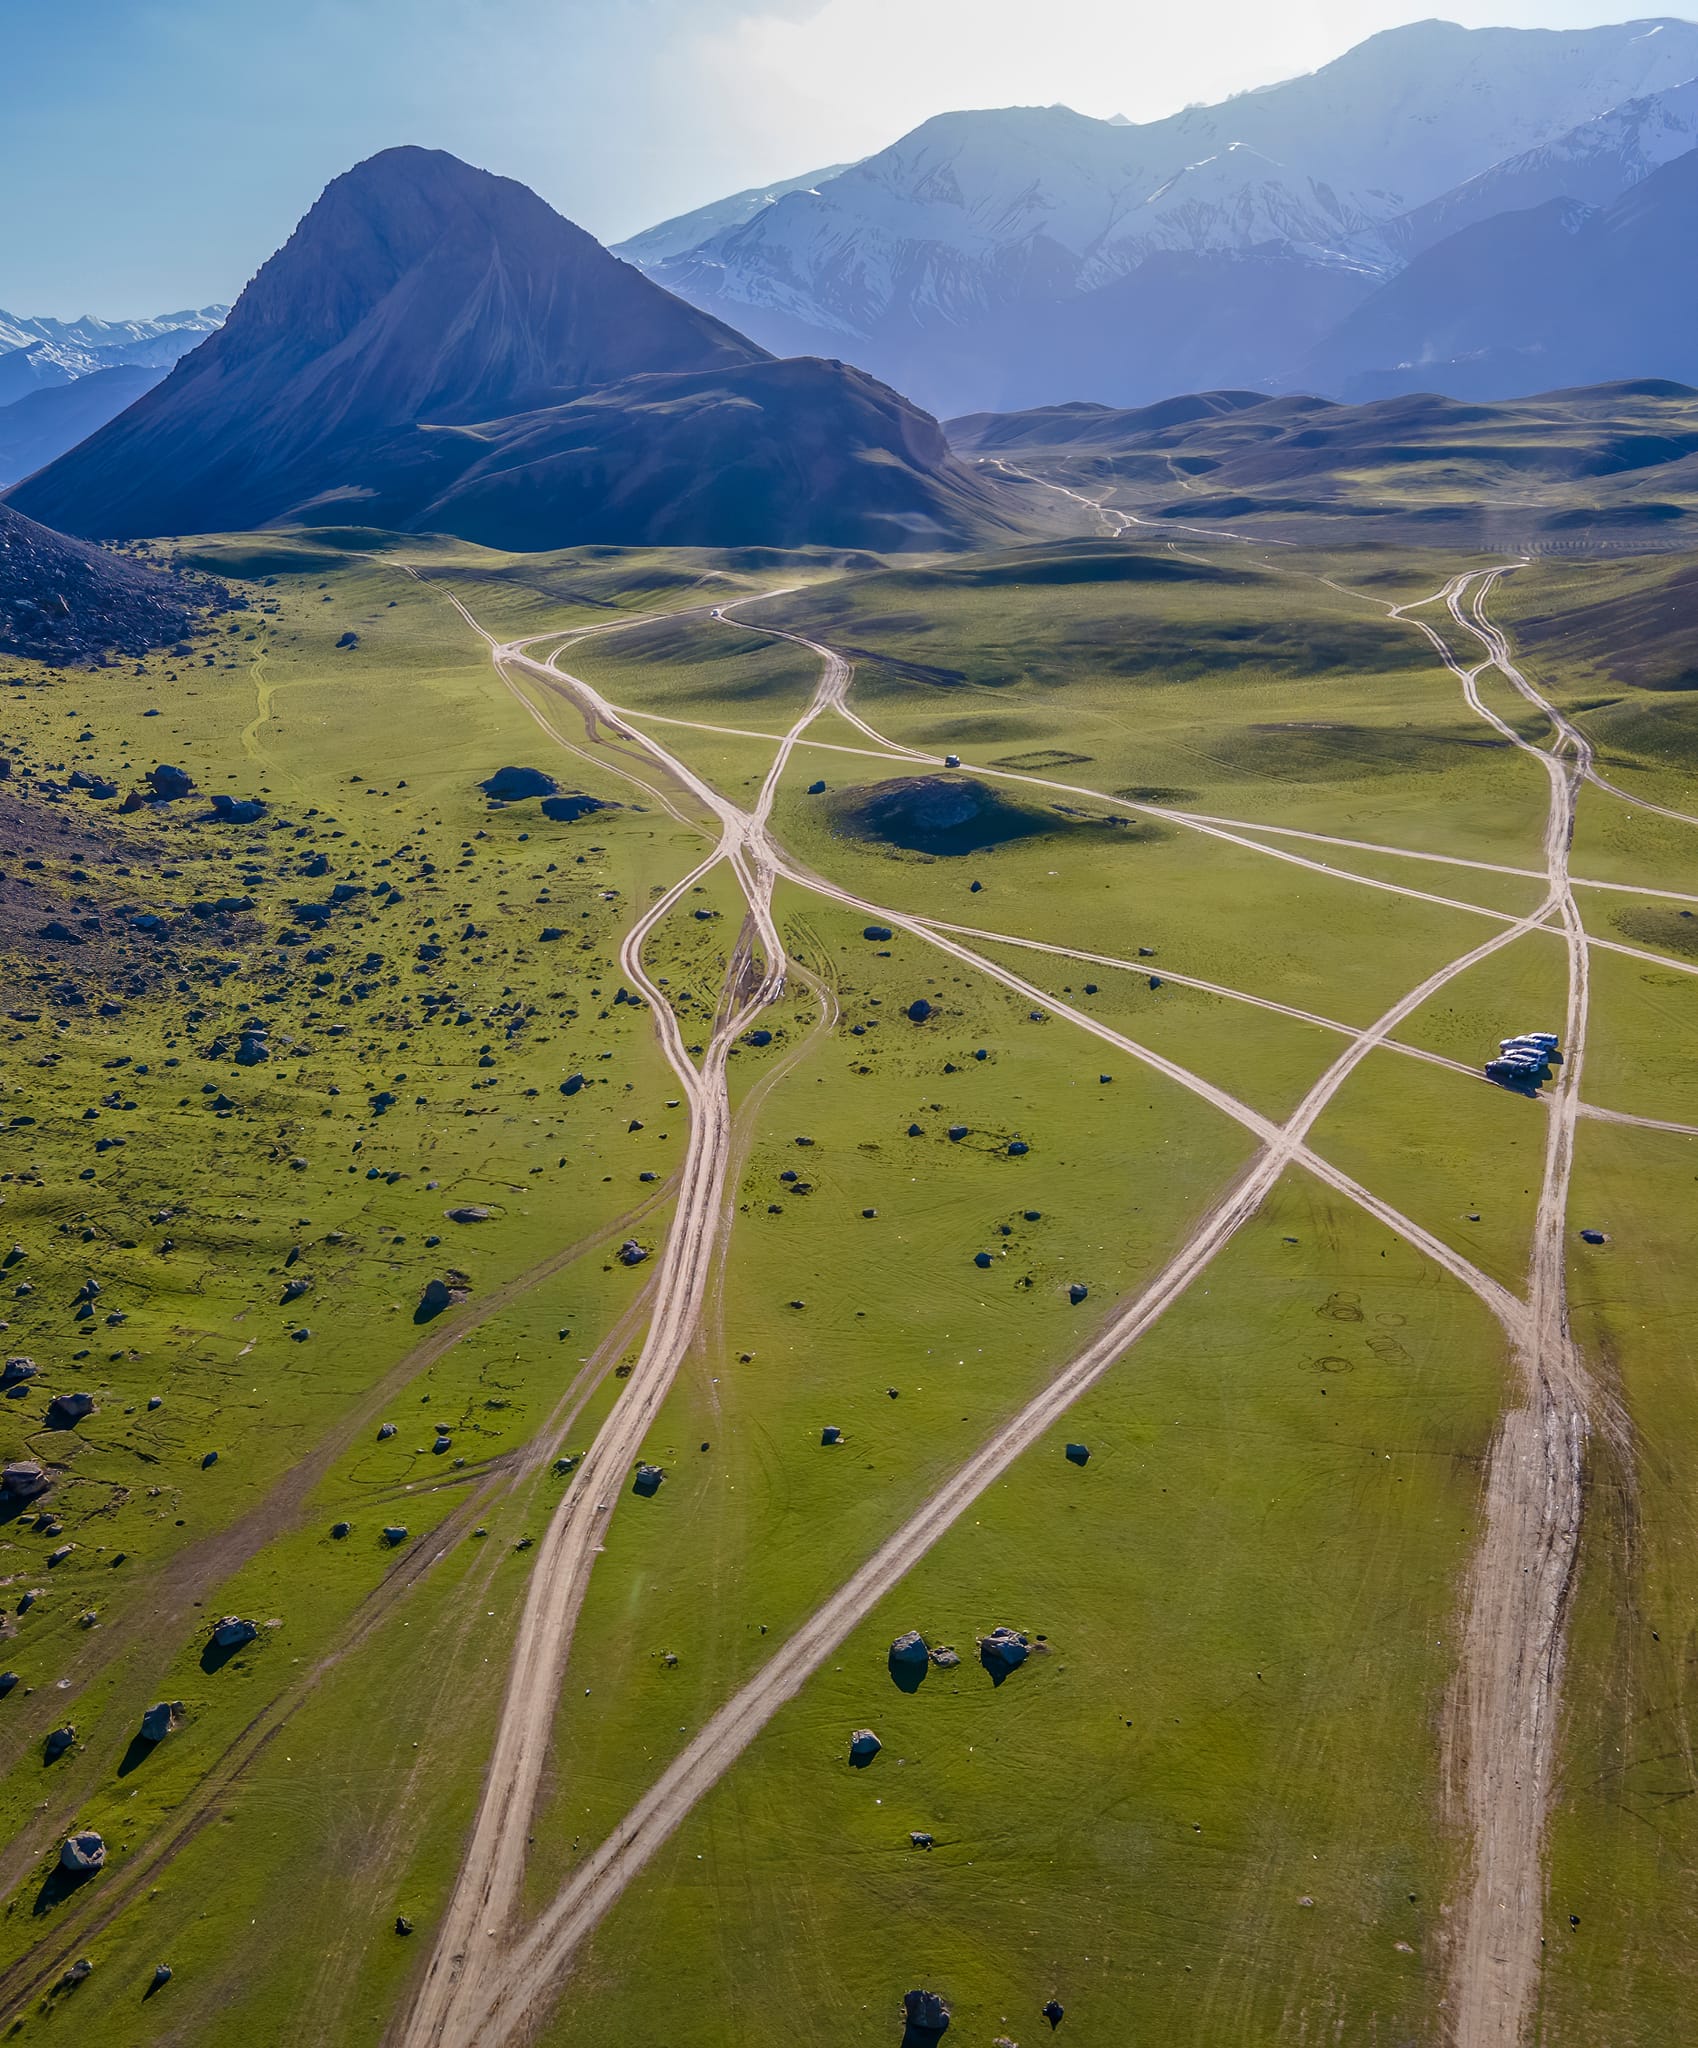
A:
[1007,1139,1029,1156]
[58,1831,105,1875]
[849,1727,882,1767]
[377,1423,397,1441]
[44,1725,76,1762]
[632,1463,665,1497]
[0,1672,17,1696]
[978,1626,1031,1681]
[930,1645,961,1670]
[947,1126,968,1142]
[418,1275,470,1317]
[209,794,266,823]
[1043,1999,1065,2028]
[1580,1229,1607,1245]
[395,1916,414,1937]
[746,1029,773,1048]
[151,1964,174,1990]
[1064,1443,1090,1467]
[1,1461,49,1501]
[909,1831,934,1849]
[2,1355,38,1386]
[617,1240,650,1267]
[330,1521,352,1539]
[382,1526,408,1547]
[446,1206,491,1224]
[903,1988,951,2037]
[906,999,933,1023]
[1068,1283,1088,1305]
[139,1701,181,1744]
[234,1032,269,1066]
[889,1631,930,1683]
[973,1252,993,1269]
[863,925,893,942]
[820,1425,843,1446]
[280,1276,311,1303]
[211,1616,259,1651]
[560,1073,585,1096]
[807,779,827,795]
[61,1958,93,1987]
[481,766,558,802]
[146,764,195,801]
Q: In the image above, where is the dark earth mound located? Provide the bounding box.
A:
[829,774,1111,857]
[0,505,228,666]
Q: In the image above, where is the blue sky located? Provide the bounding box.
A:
[2,0,1664,314]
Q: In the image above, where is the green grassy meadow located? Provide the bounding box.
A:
[0,523,1693,2046]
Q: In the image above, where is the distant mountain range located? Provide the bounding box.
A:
[0,304,225,404]
[617,18,1698,413]
[8,148,1013,553]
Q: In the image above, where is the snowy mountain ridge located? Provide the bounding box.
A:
[623,17,1698,411]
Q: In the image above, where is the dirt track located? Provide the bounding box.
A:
[395,570,1617,2048]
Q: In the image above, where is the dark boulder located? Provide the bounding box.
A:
[59,1831,105,1875]
[632,1462,664,1497]
[447,1205,491,1223]
[9,1460,59,1505]
[44,1725,76,1762]
[1043,1999,1065,2028]
[902,1988,951,2037]
[211,1615,258,1650]
[140,1701,181,1744]
[978,1625,1031,1681]
[906,999,933,1023]
[1068,1282,1088,1304]
[146,763,195,800]
[617,1240,650,1267]
[863,925,893,941]
[418,1275,469,1317]
[849,1727,882,1766]
[46,1393,96,1434]
[1064,1443,1090,1466]
[209,794,266,822]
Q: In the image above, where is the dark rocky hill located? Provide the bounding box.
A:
[0,506,227,665]
[11,147,1013,552]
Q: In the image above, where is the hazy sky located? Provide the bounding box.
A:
[2,0,1676,314]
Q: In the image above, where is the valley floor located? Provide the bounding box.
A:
[0,520,1693,2048]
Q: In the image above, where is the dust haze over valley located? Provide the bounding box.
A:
[3,9,1698,2048]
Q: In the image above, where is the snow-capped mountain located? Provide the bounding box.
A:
[1389,73,1698,256]
[630,17,1698,413]
[612,163,859,270]
[0,304,227,402]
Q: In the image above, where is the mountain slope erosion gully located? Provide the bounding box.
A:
[394,560,1640,2048]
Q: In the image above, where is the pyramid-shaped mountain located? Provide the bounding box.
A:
[11,147,1012,551]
